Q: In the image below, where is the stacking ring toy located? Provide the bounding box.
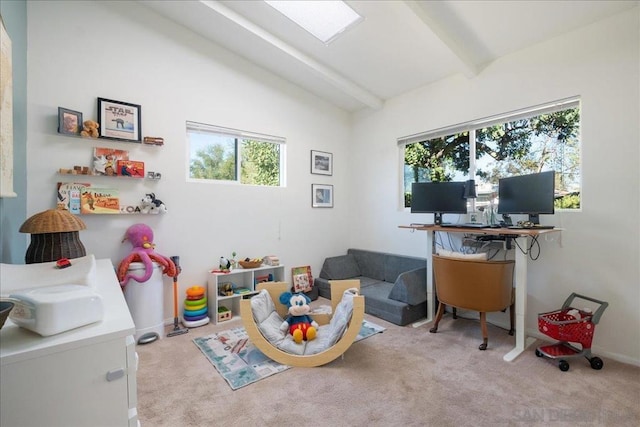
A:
[184,302,206,312]
[186,286,205,298]
[183,306,207,317]
[184,297,207,307]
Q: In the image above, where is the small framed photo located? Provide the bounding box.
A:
[58,107,83,135]
[97,97,142,142]
[311,150,333,176]
[312,184,333,208]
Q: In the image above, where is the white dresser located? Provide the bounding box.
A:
[0,259,138,427]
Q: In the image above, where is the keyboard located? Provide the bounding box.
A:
[441,223,487,229]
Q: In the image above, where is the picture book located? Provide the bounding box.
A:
[80,187,120,214]
[291,266,313,293]
[57,182,90,214]
[117,160,145,178]
[92,147,129,176]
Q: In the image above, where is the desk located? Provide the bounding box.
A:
[400,224,561,361]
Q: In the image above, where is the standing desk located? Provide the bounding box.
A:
[400,224,561,362]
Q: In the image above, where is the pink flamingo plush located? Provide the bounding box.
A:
[117,223,176,287]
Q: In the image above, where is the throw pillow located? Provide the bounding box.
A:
[436,248,488,260]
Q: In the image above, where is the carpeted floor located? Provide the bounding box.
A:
[136,307,640,426]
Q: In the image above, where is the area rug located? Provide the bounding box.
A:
[193,320,385,390]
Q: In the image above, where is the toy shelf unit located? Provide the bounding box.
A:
[207,265,285,325]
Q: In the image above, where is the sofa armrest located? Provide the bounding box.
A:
[319,254,361,280]
[388,267,427,305]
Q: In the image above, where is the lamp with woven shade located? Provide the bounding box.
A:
[19,207,87,264]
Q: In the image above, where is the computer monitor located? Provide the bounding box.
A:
[497,171,555,224]
[411,181,467,225]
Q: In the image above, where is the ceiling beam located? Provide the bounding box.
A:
[402,1,479,79]
[200,0,384,110]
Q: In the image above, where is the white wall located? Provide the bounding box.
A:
[350,10,639,364]
[26,1,351,320]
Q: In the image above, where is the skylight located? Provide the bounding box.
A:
[265,1,362,44]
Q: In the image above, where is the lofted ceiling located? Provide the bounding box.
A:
[138,0,638,113]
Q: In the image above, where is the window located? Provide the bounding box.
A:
[187,121,285,187]
[400,98,581,210]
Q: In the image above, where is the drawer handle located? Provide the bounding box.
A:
[106,368,125,381]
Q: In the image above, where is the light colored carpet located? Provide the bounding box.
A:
[136,307,640,426]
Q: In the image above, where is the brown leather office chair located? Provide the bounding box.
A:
[429,255,515,350]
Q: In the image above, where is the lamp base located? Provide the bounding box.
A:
[25,231,87,264]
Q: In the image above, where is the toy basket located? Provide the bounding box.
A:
[239,260,262,269]
[538,308,595,348]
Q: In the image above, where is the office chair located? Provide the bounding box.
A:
[429,255,515,350]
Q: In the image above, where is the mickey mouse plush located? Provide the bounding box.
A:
[279,291,319,344]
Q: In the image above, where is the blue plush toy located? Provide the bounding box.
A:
[279,291,319,344]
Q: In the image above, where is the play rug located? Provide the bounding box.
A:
[193,320,385,390]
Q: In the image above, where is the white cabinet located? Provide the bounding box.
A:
[0,259,138,427]
[207,265,285,324]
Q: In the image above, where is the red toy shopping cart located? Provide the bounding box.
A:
[535,293,608,372]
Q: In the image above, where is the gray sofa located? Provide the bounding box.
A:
[314,249,427,326]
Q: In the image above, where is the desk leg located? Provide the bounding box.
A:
[412,230,434,328]
[503,236,536,361]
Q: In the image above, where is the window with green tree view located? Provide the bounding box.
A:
[401,98,581,211]
[187,122,285,186]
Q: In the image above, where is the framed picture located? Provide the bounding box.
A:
[311,150,333,175]
[97,97,142,142]
[58,107,83,136]
[312,184,333,208]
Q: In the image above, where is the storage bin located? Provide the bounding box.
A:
[124,262,164,344]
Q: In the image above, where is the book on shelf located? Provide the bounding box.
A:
[93,147,129,176]
[291,265,313,293]
[81,187,120,214]
[117,160,145,178]
[57,182,90,215]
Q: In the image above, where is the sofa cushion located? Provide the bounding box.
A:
[388,267,427,305]
[320,254,361,280]
[348,249,385,280]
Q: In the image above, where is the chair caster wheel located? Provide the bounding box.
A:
[559,360,570,371]
[535,349,544,357]
[479,342,487,350]
[429,327,438,333]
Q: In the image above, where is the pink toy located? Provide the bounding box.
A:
[117,223,177,287]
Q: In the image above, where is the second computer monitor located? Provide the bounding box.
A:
[411,181,467,225]
[497,170,555,224]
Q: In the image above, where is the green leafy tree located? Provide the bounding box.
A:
[189,144,236,180]
[241,140,280,186]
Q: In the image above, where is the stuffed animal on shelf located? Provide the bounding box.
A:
[279,291,318,344]
[140,193,167,214]
[80,120,100,138]
[219,257,231,272]
[117,223,177,288]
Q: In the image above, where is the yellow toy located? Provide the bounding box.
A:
[80,119,100,138]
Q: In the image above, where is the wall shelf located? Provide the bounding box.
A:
[57,131,162,146]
